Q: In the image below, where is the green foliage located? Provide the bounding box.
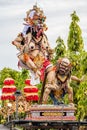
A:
[52,36,66,64]
[67,11,84,52]
[81,51,87,74]
[0,68,29,90]
[18,111,26,119]
[76,81,87,120]
[71,11,79,22]
[67,52,82,76]
[0,67,19,88]
[15,69,29,90]
[37,82,42,97]
[66,11,87,121]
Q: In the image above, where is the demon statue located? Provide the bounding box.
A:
[12,4,54,85]
[40,57,82,106]
[12,5,82,106]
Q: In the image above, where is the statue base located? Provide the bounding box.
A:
[26,104,76,121]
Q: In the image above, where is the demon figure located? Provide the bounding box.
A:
[12,4,53,85]
[40,57,82,106]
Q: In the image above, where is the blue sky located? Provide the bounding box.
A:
[0,0,87,71]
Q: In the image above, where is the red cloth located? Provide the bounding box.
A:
[24,87,38,93]
[2,88,16,93]
[1,95,15,100]
[4,80,15,85]
[25,79,31,85]
[40,59,51,81]
[26,95,39,101]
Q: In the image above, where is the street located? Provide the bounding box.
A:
[0,124,10,130]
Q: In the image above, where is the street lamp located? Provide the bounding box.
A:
[7,103,12,122]
[14,90,21,120]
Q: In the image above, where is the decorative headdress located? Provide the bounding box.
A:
[24,4,47,31]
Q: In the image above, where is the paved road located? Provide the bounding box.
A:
[0,124,10,130]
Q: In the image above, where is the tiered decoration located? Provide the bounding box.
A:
[24,79,39,101]
[1,78,16,100]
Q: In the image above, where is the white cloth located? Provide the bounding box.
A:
[22,24,30,36]
[30,70,40,85]
[18,60,40,85]
[22,10,36,36]
[29,10,36,19]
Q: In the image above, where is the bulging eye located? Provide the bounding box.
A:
[46,46,48,49]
